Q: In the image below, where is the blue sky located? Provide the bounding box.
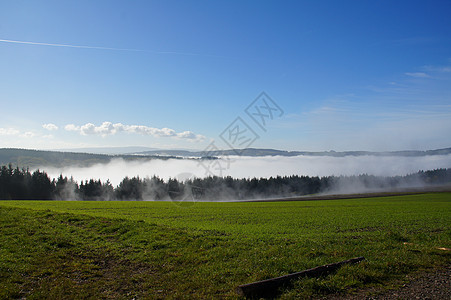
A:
[0,0,450,151]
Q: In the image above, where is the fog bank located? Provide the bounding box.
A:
[43,154,451,187]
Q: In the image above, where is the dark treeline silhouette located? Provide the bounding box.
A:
[0,164,450,201]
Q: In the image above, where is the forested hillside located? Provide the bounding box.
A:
[1,164,450,201]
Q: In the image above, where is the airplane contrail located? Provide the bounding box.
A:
[0,38,225,58]
[0,38,144,52]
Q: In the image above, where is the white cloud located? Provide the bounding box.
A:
[177,131,197,139]
[42,123,59,131]
[64,124,80,131]
[0,128,20,136]
[64,121,206,141]
[405,72,430,78]
[80,123,97,135]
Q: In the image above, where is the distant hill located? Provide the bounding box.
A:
[0,148,183,169]
[1,147,450,169]
[55,146,157,155]
[134,147,451,157]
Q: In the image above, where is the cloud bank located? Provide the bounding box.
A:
[64,121,205,141]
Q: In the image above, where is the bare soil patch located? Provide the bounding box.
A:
[323,265,450,300]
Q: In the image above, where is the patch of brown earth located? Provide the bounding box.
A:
[325,265,450,300]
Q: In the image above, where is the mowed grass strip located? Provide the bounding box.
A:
[0,193,450,299]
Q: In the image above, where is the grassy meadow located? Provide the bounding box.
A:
[0,193,450,299]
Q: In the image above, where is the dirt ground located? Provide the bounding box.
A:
[324,265,450,300]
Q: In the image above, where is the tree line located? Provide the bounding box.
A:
[0,164,450,201]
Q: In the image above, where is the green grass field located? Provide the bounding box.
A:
[1,193,450,299]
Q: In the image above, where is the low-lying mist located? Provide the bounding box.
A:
[43,154,451,196]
